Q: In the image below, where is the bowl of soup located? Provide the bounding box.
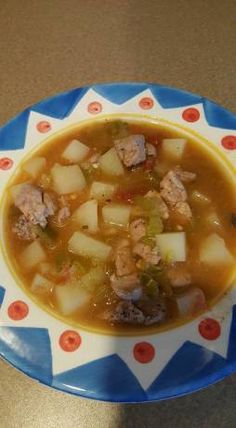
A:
[0,82,235,402]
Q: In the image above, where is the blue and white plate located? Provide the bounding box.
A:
[0,82,236,402]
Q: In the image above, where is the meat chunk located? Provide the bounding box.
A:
[174,166,196,183]
[114,135,146,167]
[175,201,192,221]
[109,301,145,324]
[133,242,161,265]
[137,300,167,325]
[160,171,192,221]
[145,190,169,220]
[160,171,187,206]
[115,239,136,276]
[57,206,71,225]
[12,214,37,241]
[176,288,207,317]
[167,263,191,287]
[14,184,55,228]
[110,273,142,301]
[129,218,146,243]
[43,193,56,216]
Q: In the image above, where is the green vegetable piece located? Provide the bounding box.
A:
[146,278,159,298]
[33,225,57,249]
[72,259,87,275]
[146,215,164,236]
[107,120,129,138]
[140,236,156,248]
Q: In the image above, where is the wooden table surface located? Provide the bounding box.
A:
[0,1,236,427]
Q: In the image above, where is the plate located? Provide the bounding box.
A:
[0,82,236,402]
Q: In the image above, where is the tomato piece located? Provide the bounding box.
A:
[115,187,147,202]
[144,158,155,171]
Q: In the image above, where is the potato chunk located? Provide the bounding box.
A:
[68,231,112,261]
[155,232,186,262]
[90,181,116,201]
[23,157,46,178]
[21,240,46,269]
[62,139,90,163]
[99,148,124,176]
[200,233,234,264]
[74,199,98,233]
[102,204,131,227]
[162,138,187,160]
[55,285,90,315]
[51,164,86,194]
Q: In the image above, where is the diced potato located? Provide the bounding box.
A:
[21,241,46,269]
[90,181,117,201]
[99,148,124,176]
[74,199,98,233]
[191,190,211,205]
[62,139,90,163]
[39,262,52,274]
[68,231,112,261]
[162,138,187,160]
[199,233,234,264]
[205,212,221,229]
[55,285,90,315]
[31,273,54,294]
[102,203,131,227]
[155,232,186,262]
[23,157,46,178]
[80,266,106,291]
[51,164,86,194]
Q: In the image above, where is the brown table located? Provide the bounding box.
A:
[0,1,236,427]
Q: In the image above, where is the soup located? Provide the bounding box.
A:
[3,119,236,333]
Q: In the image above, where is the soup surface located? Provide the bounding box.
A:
[3,119,236,333]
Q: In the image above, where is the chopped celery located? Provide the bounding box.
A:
[146,215,163,236]
[134,196,156,211]
[106,120,129,138]
[139,272,159,298]
[72,259,87,275]
[34,225,57,248]
[140,236,156,248]
[139,271,152,286]
[146,278,159,298]
[134,196,164,234]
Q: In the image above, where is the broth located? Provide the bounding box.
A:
[3,118,236,334]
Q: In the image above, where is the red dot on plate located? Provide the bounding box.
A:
[139,97,154,110]
[221,135,236,150]
[87,102,102,114]
[182,108,200,122]
[198,318,221,340]
[36,121,51,133]
[133,342,155,364]
[8,301,29,321]
[0,157,13,170]
[59,330,81,352]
